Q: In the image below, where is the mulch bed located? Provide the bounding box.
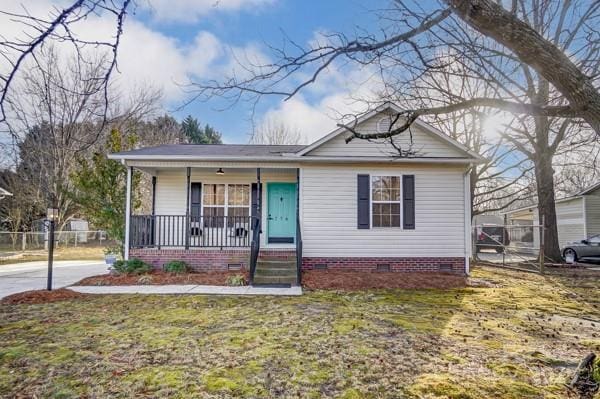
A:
[302,270,468,290]
[77,270,469,290]
[76,270,249,286]
[1,288,88,305]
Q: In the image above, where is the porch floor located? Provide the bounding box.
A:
[68,284,302,296]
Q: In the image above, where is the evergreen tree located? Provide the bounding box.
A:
[70,129,141,256]
[181,115,223,144]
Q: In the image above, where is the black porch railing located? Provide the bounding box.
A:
[130,215,257,249]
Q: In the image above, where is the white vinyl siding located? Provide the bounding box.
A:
[529,198,585,248]
[585,195,600,236]
[306,111,466,158]
[300,164,466,257]
[556,199,586,247]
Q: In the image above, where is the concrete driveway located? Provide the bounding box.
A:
[0,260,109,299]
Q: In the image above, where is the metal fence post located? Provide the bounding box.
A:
[22,232,26,251]
[539,214,545,275]
[74,232,77,247]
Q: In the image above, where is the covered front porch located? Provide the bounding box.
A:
[123,163,302,285]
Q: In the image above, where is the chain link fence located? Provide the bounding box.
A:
[473,222,548,273]
[0,230,111,253]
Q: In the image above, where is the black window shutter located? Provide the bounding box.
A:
[190,183,202,217]
[403,175,415,229]
[357,174,370,229]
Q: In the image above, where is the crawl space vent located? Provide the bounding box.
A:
[376,264,391,272]
[438,263,453,272]
[314,263,328,270]
[227,263,242,271]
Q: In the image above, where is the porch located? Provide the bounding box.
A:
[123,165,302,285]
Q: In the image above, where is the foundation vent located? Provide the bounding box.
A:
[439,263,453,272]
[314,263,328,270]
[227,263,242,271]
[376,264,391,272]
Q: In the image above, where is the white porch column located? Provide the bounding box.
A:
[124,165,132,260]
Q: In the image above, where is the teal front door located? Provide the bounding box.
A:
[267,183,296,243]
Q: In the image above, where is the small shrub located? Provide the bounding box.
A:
[112,258,152,275]
[163,260,190,274]
[226,274,246,286]
[111,259,125,274]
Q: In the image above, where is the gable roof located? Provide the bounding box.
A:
[296,102,484,161]
[111,144,305,158]
[578,181,600,196]
[109,103,483,164]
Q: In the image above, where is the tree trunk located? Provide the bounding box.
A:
[533,152,561,262]
[446,0,600,133]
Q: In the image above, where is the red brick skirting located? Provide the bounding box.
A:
[128,248,296,272]
[129,249,465,274]
[302,257,466,274]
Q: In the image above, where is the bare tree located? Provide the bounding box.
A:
[251,117,303,145]
[0,0,132,124]
[1,1,598,129]
[0,169,43,246]
[383,63,536,216]
[5,47,158,229]
[188,0,598,261]
[188,1,600,134]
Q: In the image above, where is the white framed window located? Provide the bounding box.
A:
[202,183,250,227]
[227,184,250,227]
[371,176,402,228]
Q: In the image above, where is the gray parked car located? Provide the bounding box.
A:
[562,234,600,261]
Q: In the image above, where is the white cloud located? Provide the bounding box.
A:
[138,0,275,23]
[260,64,384,143]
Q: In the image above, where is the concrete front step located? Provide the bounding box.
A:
[258,257,296,263]
[256,261,296,269]
[253,275,298,285]
[254,254,298,285]
[255,268,297,277]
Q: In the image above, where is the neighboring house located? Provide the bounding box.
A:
[109,103,483,285]
[504,182,600,248]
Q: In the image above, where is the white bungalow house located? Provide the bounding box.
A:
[504,182,600,249]
[109,104,483,286]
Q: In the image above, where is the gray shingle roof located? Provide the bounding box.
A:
[112,144,306,158]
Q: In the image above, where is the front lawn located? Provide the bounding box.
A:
[0,266,598,398]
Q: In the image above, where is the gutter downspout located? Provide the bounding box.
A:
[582,196,588,238]
[463,165,472,275]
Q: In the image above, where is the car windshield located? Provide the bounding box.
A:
[586,234,600,243]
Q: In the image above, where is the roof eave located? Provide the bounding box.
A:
[108,153,481,164]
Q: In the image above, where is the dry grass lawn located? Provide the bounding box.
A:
[0,246,104,265]
[0,266,598,398]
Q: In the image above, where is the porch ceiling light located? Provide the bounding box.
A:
[216,168,225,175]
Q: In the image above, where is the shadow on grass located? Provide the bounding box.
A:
[0,266,597,398]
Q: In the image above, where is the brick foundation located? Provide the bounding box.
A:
[128,248,296,272]
[129,249,465,274]
[302,257,466,274]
